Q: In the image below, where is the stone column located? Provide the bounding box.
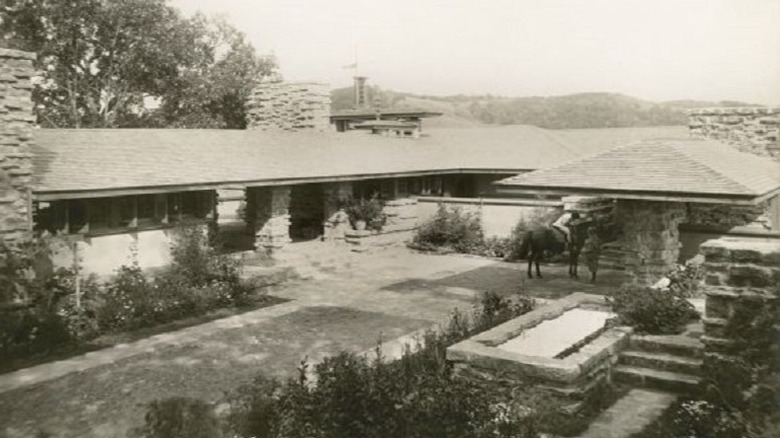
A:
[322,181,352,242]
[615,200,686,285]
[698,238,780,406]
[250,186,292,251]
[0,48,36,245]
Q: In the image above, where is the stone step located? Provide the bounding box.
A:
[614,365,700,394]
[630,334,704,359]
[619,350,702,375]
[576,389,677,438]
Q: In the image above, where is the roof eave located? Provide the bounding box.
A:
[32,167,532,201]
[493,184,762,205]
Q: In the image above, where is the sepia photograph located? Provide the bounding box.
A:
[0,0,779,437]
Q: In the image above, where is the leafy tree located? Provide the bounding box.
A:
[0,0,278,128]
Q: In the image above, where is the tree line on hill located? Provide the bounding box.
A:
[331,86,760,129]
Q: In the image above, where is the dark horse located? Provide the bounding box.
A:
[518,221,590,279]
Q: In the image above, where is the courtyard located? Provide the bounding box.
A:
[0,248,625,438]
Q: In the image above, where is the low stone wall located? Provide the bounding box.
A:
[689,108,780,161]
[246,82,331,131]
[0,48,36,245]
[345,198,418,251]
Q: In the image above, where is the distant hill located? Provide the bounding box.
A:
[331,87,763,129]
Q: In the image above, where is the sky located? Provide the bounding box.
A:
[170,0,780,105]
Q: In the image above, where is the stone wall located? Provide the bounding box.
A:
[689,107,780,161]
[345,198,419,251]
[0,48,36,245]
[698,238,780,404]
[685,202,772,231]
[246,82,331,131]
[615,200,687,285]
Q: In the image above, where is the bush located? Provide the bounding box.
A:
[606,285,699,335]
[130,397,223,438]
[223,290,538,438]
[342,195,386,231]
[665,261,706,298]
[413,204,485,254]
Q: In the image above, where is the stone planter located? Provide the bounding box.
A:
[354,220,367,231]
[447,293,632,410]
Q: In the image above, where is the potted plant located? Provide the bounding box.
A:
[342,195,386,231]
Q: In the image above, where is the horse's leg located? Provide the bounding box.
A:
[535,256,542,278]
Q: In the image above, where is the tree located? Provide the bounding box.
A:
[155,15,279,129]
[0,0,278,128]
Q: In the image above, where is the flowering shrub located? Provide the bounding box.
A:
[664,261,706,298]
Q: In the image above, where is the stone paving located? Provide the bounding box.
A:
[576,388,677,438]
[0,247,624,438]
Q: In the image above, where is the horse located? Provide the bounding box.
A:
[518,221,590,279]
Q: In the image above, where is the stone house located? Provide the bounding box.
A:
[4,47,777,278]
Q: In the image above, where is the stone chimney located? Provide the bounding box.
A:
[689,108,780,162]
[353,76,368,108]
[0,48,36,244]
[246,82,331,131]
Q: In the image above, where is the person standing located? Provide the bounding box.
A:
[581,227,602,282]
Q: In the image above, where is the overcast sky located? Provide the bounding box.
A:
[171,0,780,105]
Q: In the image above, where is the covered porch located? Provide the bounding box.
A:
[495,138,780,285]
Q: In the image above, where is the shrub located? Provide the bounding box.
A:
[413,204,485,254]
[224,290,538,438]
[606,285,699,335]
[342,195,386,231]
[665,261,706,298]
[130,397,223,438]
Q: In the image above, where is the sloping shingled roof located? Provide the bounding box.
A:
[31,125,580,197]
[496,138,780,203]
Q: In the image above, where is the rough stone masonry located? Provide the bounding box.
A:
[0,48,36,245]
[689,107,780,161]
[246,82,331,131]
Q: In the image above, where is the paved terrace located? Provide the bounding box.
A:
[0,248,626,438]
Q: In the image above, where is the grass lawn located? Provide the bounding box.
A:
[0,306,433,438]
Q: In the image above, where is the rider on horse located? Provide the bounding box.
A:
[552,210,581,247]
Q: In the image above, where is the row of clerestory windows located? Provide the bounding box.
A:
[34,191,215,236]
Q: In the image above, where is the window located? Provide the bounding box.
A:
[89,198,112,232]
[33,190,215,236]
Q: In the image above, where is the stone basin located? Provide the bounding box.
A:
[447,292,632,401]
[497,308,615,358]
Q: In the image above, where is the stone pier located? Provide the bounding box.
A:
[698,237,780,405]
[0,48,36,245]
[615,200,687,285]
[248,186,292,251]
